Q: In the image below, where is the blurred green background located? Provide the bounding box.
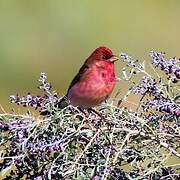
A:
[0,0,180,111]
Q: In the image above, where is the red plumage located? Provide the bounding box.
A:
[66,46,118,108]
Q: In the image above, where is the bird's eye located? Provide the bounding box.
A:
[102,55,107,59]
[102,54,113,60]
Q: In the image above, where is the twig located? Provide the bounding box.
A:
[113,132,131,165]
[160,141,180,158]
[102,125,115,180]
[71,129,101,170]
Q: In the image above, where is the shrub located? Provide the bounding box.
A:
[0,51,179,179]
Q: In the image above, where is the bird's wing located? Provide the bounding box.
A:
[67,64,89,93]
[56,63,89,109]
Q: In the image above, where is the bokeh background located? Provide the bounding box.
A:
[0,0,180,111]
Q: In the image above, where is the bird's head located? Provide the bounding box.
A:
[87,46,119,65]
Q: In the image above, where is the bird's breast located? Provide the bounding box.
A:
[67,63,116,108]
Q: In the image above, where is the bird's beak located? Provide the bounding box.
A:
[109,55,119,62]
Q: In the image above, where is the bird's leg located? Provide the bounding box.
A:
[77,107,87,116]
[77,107,91,123]
[88,108,105,121]
[77,107,111,130]
[88,108,111,130]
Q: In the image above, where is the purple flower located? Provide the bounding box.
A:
[38,72,52,93]
[150,51,180,83]
[10,73,60,115]
[144,97,180,117]
[131,76,158,95]
[10,93,44,108]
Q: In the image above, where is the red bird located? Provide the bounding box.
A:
[63,46,119,109]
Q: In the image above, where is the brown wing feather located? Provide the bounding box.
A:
[56,64,89,109]
[67,64,89,93]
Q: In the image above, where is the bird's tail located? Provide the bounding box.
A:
[40,96,69,116]
[56,96,69,109]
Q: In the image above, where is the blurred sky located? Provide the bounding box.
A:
[0,0,180,111]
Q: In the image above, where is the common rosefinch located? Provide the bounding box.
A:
[59,46,119,109]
